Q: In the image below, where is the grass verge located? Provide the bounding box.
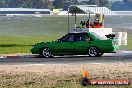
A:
[0,35,60,54]
[0,34,132,54]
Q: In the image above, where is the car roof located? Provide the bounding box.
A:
[69,28,89,33]
[68,32,88,34]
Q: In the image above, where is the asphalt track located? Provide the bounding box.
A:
[0,51,132,65]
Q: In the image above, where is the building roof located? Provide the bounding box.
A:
[0,8,50,11]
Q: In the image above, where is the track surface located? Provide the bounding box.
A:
[0,53,132,65]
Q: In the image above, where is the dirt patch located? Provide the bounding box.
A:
[0,63,132,88]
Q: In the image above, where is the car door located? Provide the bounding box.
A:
[74,33,92,54]
[52,34,75,55]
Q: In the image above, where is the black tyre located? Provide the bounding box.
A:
[88,46,100,57]
[80,77,90,86]
[97,52,104,57]
[40,48,52,58]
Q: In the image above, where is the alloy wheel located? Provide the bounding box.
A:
[42,48,51,58]
[88,47,99,57]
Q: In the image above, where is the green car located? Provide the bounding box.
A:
[31,32,118,57]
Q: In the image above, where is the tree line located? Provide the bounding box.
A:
[112,0,132,11]
[0,0,111,10]
[0,0,53,9]
[53,0,111,10]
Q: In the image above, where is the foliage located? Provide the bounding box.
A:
[0,0,112,10]
[53,0,111,10]
[112,1,132,11]
[53,0,78,10]
[88,0,111,9]
[0,0,53,9]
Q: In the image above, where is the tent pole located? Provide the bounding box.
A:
[68,7,70,32]
[89,12,90,28]
[68,12,69,31]
[75,12,76,28]
[75,7,77,28]
[103,14,104,28]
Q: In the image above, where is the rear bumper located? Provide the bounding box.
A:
[113,45,119,51]
[99,45,119,53]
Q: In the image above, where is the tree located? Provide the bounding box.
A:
[0,0,53,9]
[99,0,111,9]
[53,0,78,10]
[53,0,64,9]
[123,0,128,3]
[89,0,100,6]
[112,1,132,11]
[19,0,47,8]
[0,1,4,7]
[42,0,54,9]
[88,0,111,9]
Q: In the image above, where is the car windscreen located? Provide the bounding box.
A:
[91,32,103,40]
[57,34,74,42]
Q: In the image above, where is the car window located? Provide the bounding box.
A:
[61,34,70,41]
[61,34,74,42]
[81,34,89,41]
[67,35,74,42]
[75,33,90,41]
[74,35,81,41]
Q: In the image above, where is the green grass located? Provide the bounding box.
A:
[128,34,132,50]
[0,15,132,53]
[0,34,132,54]
[0,35,60,54]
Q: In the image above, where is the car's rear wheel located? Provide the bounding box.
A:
[40,48,52,58]
[88,46,100,57]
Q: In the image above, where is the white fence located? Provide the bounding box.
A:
[114,11,132,15]
[114,32,127,46]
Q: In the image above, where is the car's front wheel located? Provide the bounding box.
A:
[98,52,104,57]
[40,48,52,58]
[88,46,101,57]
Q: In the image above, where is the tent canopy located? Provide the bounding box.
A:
[68,5,95,29]
[68,5,115,15]
[68,6,93,14]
